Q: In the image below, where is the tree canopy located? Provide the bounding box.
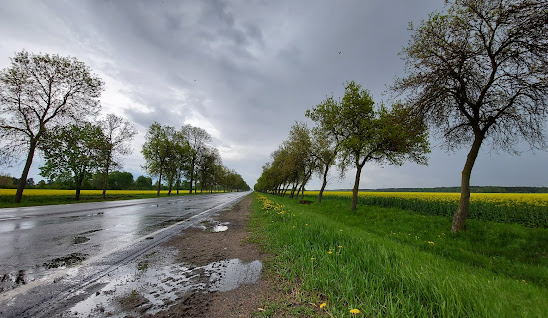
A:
[392,0,548,232]
[0,50,104,203]
[39,123,105,200]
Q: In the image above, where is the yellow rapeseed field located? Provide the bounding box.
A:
[304,191,548,227]
[0,189,168,196]
[309,191,548,207]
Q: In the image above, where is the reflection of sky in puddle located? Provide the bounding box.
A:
[212,225,228,232]
[68,249,262,317]
[206,259,262,291]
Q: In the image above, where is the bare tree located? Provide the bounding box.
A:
[97,114,137,199]
[0,51,104,203]
[392,0,548,232]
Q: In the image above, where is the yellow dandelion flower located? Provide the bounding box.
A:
[338,245,343,248]
[340,229,343,232]
[428,241,435,245]
[311,258,315,260]
[320,303,327,309]
[328,251,332,254]
[350,308,360,314]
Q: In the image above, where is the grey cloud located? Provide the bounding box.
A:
[1,0,546,188]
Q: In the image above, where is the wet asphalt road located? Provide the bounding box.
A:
[0,191,251,317]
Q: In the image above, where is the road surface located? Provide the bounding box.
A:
[0,191,251,317]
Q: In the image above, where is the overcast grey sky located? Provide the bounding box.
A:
[1,0,546,189]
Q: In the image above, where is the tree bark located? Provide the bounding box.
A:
[351,164,363,211]
[156,171,162,197]
[14,140,38,203]
[289,183,297,199]
[318,164,330,203]
[452,133,484,233]
[102,166,110,200]
[75,174,85,201]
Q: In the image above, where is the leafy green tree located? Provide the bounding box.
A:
[181,125,212,194]
[392,0,547,232]
[306,96,341,202]
[197,147,220,193]
[0,51,104,203]
[97,114,137,198]
[169,129,191,195]
[141,123,175,196]
[310,81,430,210]
[108,171,134,190]
[39,123,105,200]
[136,175,152,190]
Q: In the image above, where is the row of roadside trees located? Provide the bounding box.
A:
[0,50,249,202]
[254,81,430,210]
[142,122,250,196]
[256,0,547,233]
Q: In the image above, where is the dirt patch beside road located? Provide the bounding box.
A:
[155,194,270,318]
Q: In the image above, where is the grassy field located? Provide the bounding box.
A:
[0,189,201,208]
[250,192,548,317]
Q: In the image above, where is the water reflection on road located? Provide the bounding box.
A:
[0,192,248,295]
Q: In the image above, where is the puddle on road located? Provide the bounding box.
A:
[212,225,228,232]
[66,248,262,317]
[43,253,88,269]
[72,236,90,244]
[206,259,262,291]
[194,220,229,232]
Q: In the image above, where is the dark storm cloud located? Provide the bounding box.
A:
[1,0,546,188]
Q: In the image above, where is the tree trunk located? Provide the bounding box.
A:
[289,183,297,199]
[75,174,85,201]
[299,172,312,201]
[351,164,363,211]
[14,140,38,203]
[156,171,162,197]
[189,172,194,194]
[102,166,110,200]
[452,134,484,233]
[167,177,173,196]
[318,164,330,203]
[189,159,195,194]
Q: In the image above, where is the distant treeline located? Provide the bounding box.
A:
[0,172,212,192]
[349,187,548,193]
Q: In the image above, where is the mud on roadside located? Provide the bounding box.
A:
[64,194,270,318]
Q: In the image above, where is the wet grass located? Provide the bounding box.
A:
[250,193,548,317]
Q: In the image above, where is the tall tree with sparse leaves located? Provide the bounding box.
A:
[181,124,212,194]
[0,51,104,203]
[392,0,548,232]
[97,114,137,199]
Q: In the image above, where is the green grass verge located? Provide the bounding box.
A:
[250,193,548,317]
[0,192,198,208]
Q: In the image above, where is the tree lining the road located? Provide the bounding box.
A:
[0,50,247,202]
[391,0,548,232]
[0,51,104,203]
[255,81,430,211]
[142,122,250,196]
